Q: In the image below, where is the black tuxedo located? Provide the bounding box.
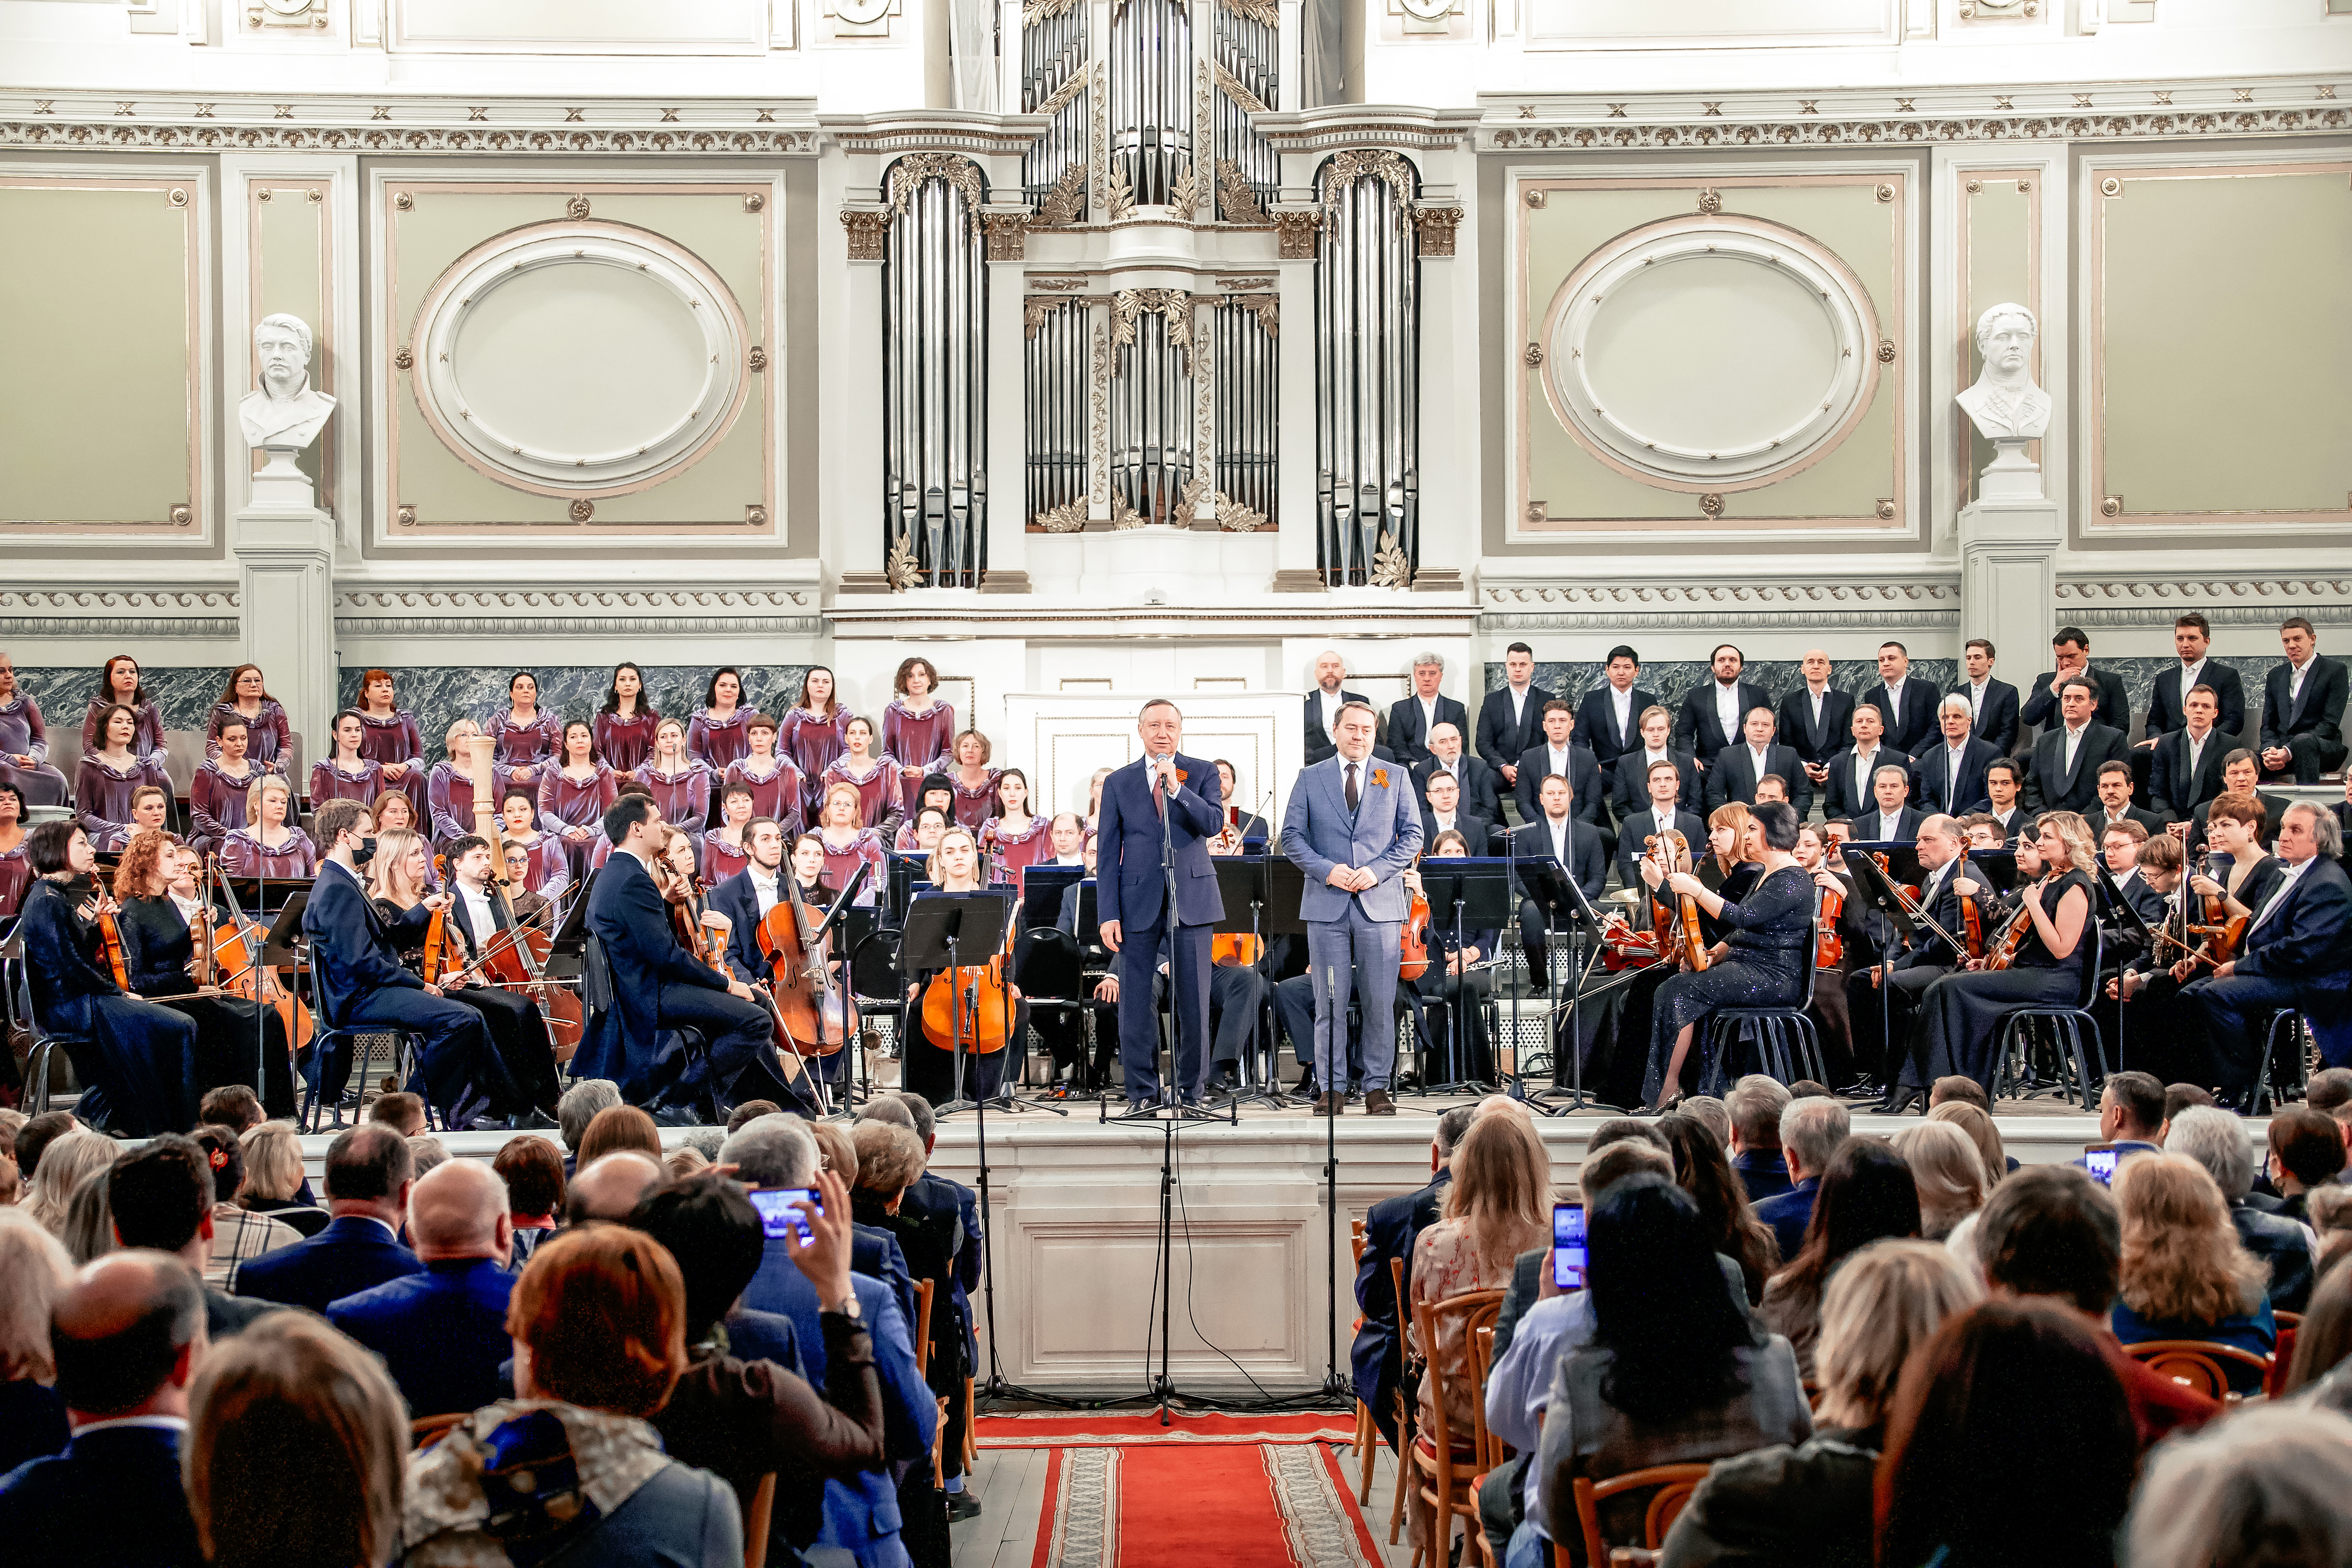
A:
[1513,742,1606,828]
[2107,868,2171,930]
[2259,655,2350,783]
[2020,667,2130,735]
[1511,818,1608,979]
[1912,737,2003,818]
[1703,741,1812,818]
[2149,726,2233,819]
[2087,803,2172,841]
[1675,679,1775,763]
[1385,691,1470,770]
[1821,746,1915,822]
[1860,681,1941,758]
[1411,753,1504,827]
[1304,687,1372,764]
[2023,721,2130,815]
[1851,806,1926,843]
[1776,685,1856,767]
[1951,678,2021,756]
[1984,807,2027,846]
[1574,683,1663,774]
[1610,748,1700,818]
[1476,684,1553,773]
[2146,661,2247,741]
[1613,805,1707,890]
[1420,811,1495,856]
[2183,857,2352,1104]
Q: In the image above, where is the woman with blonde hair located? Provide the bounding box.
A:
[2109,1152,2275,1393]
[1925,1100,2006,1190]
[814,779,887,907]
[427,716,484,848]
[1409,1111,1552,1447]
[0,1211,77,1475]
[222,772,314,879]
[898,826,1019,1106]
[21,1130,117,1238]
[1891,1121,1990,1242]
[236,1121,328,1236]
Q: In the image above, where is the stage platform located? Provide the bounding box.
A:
[287,1092,2111,1399]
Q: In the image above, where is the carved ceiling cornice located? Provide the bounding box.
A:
[1480,579,1962,631]
[1,92,826,154]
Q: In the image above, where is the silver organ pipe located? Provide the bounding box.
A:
[1026,300,1088,525]
[1210,0,1279,220]
[1315,154,1420,586]
[1111,0,1191,208]
[882,156,989,588]
[1021,0,1087,215]
[1213,297,1276,526]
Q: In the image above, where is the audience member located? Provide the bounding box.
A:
[2283,1256,2352,1401]
[2161,1081,2217,1139]
[235,1121,327,1234]
[1657,1113,1779,1304]
[0,1142,18,1208]
[2123,1404,2352,1568]
[1355,1102,1476,1444]
[1676,1094,1730,1147]
[2095,1069,2167,1158]
[857,1095,918,1132]
[0,1212,74,1475]
[494,1133,566,1267]
[2304,1066,2352,1138]
[579,1102,666,1166]
[809,1117,860,1186]
[13,1111,79,1191]
[2267,1107,2345,1224]
[1494,1119,1672,1360]
[1927,1075,1988,1112]
[1749,1098,1847,1264]
[197,1084,268,1134]
[848,1119,968,1453]
[727,1098,784,1135]
[1875,1299,2138,1568]
[1662,1240,1979,1568]
[1891,1121,1988,1243]
[567,1149,665,1225]
[403,1226,744,1565]
[667,1144,711,1179]
[327,1158,516,1417]
[1534,1178,1810,1566]
[556,1078,623,1173]
[0,1252,207,1567]
[1724,1076,1793,1204]
[185,1311,407,1568]
[2167,1105,2316,1314]
[23,1129,114,1237]
[2108,1152,2275,1393]
[886,1085,985,1504]
[109,1134,279,1341]
[405,1133,448,1178]
[191,1123,299,1286]
[1924,1099,2007,1188]
[61,1162,117,1266]
[1758,1137,1922,1382]
[368,1091,426,1139]
[230,1124,421,1312]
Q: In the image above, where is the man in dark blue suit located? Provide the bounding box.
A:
[1351,1104,1474,1444]
[1750,1098,1849,1265]
[2258,616,2349,784]
[1387,651,1471,770]
[327,1157,516,1419]
[304,796,502,1128]
[1575,646,1663,779]
[575,793,787,1124]
[231,1123,422,1312]
[1095,699,1226,1107]
[1860,642,1942,758]
[888,1092,984,1394]
[1912,695,2003,817]
[1954,638,2021,756]
[2182,804,2352,1106]
[0,1252,205,1567]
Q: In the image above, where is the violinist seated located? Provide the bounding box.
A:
[1405,832,1497,1087]
[712,824,847,1097]
[2178,802,2352,1110]
[15,819,200,1135]
[1791,823,1868,1092]
[898,826,1022,1108]
[2104,832,2203,1084]
[1613,760,1708,893]
[1847,815,1997,1109]
[1510,773,1608,994]
[2186,791,2288,920]
[1415,772,1493,867]
[573,794,798,1127]
[432,833,564,1128]
[111,833,297,1118]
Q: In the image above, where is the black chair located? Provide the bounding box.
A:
[1698,924,1825,1093]
[6,950,85,1118]
[1991,925,2108,1110]
[297,955,424,1133]
[2254,1008,2311,1115]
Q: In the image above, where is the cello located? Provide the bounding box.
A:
[920,896,1023,1054]
[456,732,586,1058]
[755,870,856,1057]
[190,855,309,1050]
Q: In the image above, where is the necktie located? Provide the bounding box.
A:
[1345,763,1360,814]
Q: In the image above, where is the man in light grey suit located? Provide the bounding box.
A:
[1281,701,1424,1116]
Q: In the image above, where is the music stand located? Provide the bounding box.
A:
[549,869,598,953]
[1211,855,1288,1111]
[1964,849,2020,894]
[1518,860,1610,1112]
[1841,848,1944,1096]
[886,854,930,922]
[1412,859,1514,1097]
[901,890,1010,1118]
[2092,861,2156,1069]
[261,889,310,971]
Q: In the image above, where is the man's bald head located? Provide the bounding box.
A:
[1476,1094,1534,1123]
[407,1158,512,1263]
[52,1251,204,1419]
[566,1152,663,1225]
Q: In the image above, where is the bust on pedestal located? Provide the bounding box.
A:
[239,312,336,510]
[1956,301,2050,501]
[233,311,339,753]
[1956,302,2059,657]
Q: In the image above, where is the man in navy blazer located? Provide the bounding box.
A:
[1096,699,1226,1106]
[1954,639,2022,757]
[2149,686,2233,820]
[1912,695,2003,817]
[304,796,499,1128]
[1860,643,1943,758]
[231,1123,422,1313]
[1675,644,1774,769]
[1282,701,1422,1115]
[327,1158,516,1419]
[1352,1105,1473,1443]
[0,1252,205,1567]
[1575,646,1664,777]
[1387,652,1470,770]
[1513,701,1608,829]
[2142,615,2246,743]
[576,793,784,1124]
[2182,805,2352,1105]
[2258,617,2350,784]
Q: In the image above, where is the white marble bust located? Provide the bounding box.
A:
[238,312,336,453]
[1955,302,2051,442]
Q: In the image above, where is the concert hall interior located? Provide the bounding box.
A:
[3,2,2352,1565]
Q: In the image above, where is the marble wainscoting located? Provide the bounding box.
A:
[341,664,818,759]
[1482,660,1962,721]
[11,666,237,734]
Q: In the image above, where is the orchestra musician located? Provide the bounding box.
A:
[495,790,570,900]
[1983,759,2028,846]
[16,819,199,1135]
[1510,772,1606,994]
[575,793,790,1125]
[1405,830,1497,1086]
[2105,831,2197,1083]
[1100,699,1228,1109]
[900,825,1023,1106]
[711,816,790,984]
[111,833,296,1117]
[1792,823,1867,1088]
[500,843,551,926]
[1852,815,1999,1111]
[1638,800,1812,1109]
[1211,760,1270,851]
[1280,699,1417,1116]
[0,653,73,806]
[2184,750,2292,857]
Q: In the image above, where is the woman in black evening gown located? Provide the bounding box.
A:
[1641,800,1813,1109]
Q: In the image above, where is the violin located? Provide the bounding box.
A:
[1643,831,1709,974]
[1815,876,1844,970]
[1211,933,1263,968]
[419,854,458,986]
[2180,854,2248,970]
[920,893,1022,1054]
[755,872,857,1057]
[95,897,131,992]
[1982,883,2041,971]
[1957,852,1983,962]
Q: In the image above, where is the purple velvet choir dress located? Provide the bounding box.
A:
[981,814,1056,890]
[780,708,852,815]
[82,698,168,763]
[74,753,172,845]
[891,821,923,854]
[428,759,481,849]
[880,698,957,786]
[822,753,906,842]
[504,833,571,898]
[592,708,662,776]
[702,833,750,885]
[357,708,428,816]
[722,756,806,836]
[538,763,619,877]
[206,699,291,766]
[487,709,564,794]
[634,760,712,845]
[221,826,318,880]
[0,692,71,806]
[0,839,26,921]
[188,760,266,855]
[308,757,385,811]
[686,707,754,775]
[819,830,888,906]
[949,769,1002,832]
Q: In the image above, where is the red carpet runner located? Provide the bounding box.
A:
[985,1411,1383,1568]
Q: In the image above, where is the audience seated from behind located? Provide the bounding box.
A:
[1923,1100,2008,1192]
[183,1311,407,1568]
[557,1078,624,1176]
[1656,1114,1781,1305]
[229,1124,421,1313]
[233,1121,328,1235]
[2282,1254,2352,1411]
[848,1119,972,1458]
[2165,1106,2316,1315]
[22,1128,116,1238]
[2265,1107,2344,1226]
[2106,1153,2276,1394]
[325,1157,517,1418]
[402,1226,744,1567]
[567,1149,665,1225]
[0,1212,75,1476]
[2123,1403,2352,1568]
[494,1133,566,1268]
[368,1090,426,1140]
[1749,1098,1849,1266]
[1757,1137,1923,1384]
[1534,1177,1812,1568]
[578,1102,667,1167]
[109,1134,283,1342]
[190,1123,300,1287]
[1355,1103,1476,1447]
[1890,1121,1988,1244]
[1662,1239,1980,1568]
[1722,1077,1793,1206]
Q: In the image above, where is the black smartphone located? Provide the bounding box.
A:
[748,1186,822,1243]
[2082,1143,2120,1187]
[1553,1201,1588,1291]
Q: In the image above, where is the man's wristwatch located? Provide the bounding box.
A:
[828,1293,861,1321]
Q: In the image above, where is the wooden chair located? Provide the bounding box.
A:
[744,1472,777,1568]
[1349,1217,1378,1505]
[1471,1324,1506,1473]
[1388,1256,1415,1555]
[1569,1463,1714,1568]
[2119,1338,2272,1399]
[912,1280,949,1488]
[410,1412,466,1449]
[1409,1288,1505,1568]
[963,1374,979,1469]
